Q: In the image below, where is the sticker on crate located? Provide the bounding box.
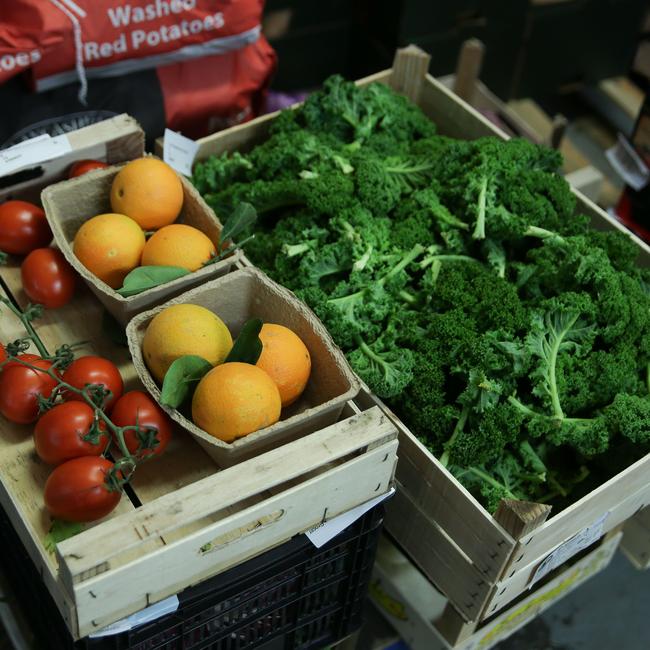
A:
[163,128,199,176]
[89,595,179,637]
[306,488,394,548]
[605,133,650,191]
[0,134,72,177]
[530,512,609,587]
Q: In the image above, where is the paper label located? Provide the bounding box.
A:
[0,134,72,177]
[605,133,650,191]
[530,512,608,587]
[163,128,199,176]
[306,488,395,548]
[88,595,179,638]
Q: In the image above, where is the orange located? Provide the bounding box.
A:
[142,304,232,383]
[141,224,215,272]
[192,362,281,442]
[256,324,311,407]
[110,158,183,230]
[73,213,145,289]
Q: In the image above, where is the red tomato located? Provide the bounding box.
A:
[0,200,52,255]
[44,456,121,522]
[0,344,5,365]
[62,356,123,410]
[34,402,109,465]
[110,390,172,457]
[0,357,59,424]
[68,160,108,178]
[21,248,76,309]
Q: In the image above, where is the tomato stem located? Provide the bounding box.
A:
[1,299,160,490]
[0,297,49,358]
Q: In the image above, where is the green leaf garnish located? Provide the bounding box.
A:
[44,519,84,554]
[117,266,189,297]
[225,318,264,365]
[219,202,257,245]
[160,355,213,408]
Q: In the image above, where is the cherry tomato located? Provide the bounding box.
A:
[68,159,109,178]
[0,357,59,424]
[110,390,172,457]
[44,456,121,522]
[0,200,52,255]
[34,402,109,466]
[62,356,123,410]
[21,248,76,309]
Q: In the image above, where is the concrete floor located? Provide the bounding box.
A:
[498,551,650,650]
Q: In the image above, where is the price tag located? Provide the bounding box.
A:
[163,128,200,177]
[306,487,395,548]
[605,133,650,191]
[0,134,72,177]
[89,594,179,637]
[530,512,608,587]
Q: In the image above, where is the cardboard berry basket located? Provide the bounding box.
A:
[168,44,650,642]
[41,157,241,326]
[127,266,361,466]
[0,119,398,640]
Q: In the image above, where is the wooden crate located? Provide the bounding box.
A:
[621,505,650,570]
[369,530,622,650]
[177,44,650,631]
[0,123,399,640]
[0,114,144,203]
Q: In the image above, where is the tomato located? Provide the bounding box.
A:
[34,402,109,465]
[0,357,59,424]
[21,248,76,309]
[0,200,52,255]
[0,344,5,366]
[44,456,121,522]
[62,356,123,410]
[68,159,109,178]
[110,390,172,457]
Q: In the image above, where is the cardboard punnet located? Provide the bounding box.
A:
[126,266,360,466]
[41,161,240,325]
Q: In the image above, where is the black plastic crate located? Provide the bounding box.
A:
[0,503,384,650]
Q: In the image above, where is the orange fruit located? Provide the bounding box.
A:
[142,304,232,383]
[141,224,215,272]
[256,324,311,407]
[192,362,281,442]
[110,158,183,230]
[73,213,145,289]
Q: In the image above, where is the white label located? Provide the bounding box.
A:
[530,512,608,587]
[89,595,179,637]
[163,128,199,176]
[306,488,395,548]
[0,134,72,177]
[605,133,650,191]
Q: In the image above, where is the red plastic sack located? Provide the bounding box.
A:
[159,35,276,138]
[0,0,263,90]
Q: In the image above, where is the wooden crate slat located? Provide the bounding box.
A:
[385,486,491,621]
[57,407,396,584]
[395,432,514,579]
[70,440,397,637]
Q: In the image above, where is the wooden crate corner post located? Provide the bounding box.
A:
[390,45,431,104]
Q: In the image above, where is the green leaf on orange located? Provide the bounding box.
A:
[160,354,213,408]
